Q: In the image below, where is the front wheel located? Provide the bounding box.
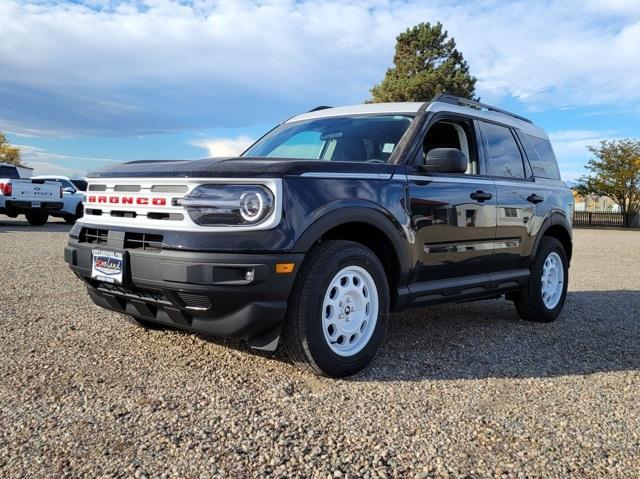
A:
[25,211,49,226]
[282,240,389,377]
[513,237,568,322]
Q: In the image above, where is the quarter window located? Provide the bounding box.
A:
[521,134,561,180]
[481,122,525,179]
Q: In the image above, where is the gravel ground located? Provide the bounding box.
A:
[1,218,639,478]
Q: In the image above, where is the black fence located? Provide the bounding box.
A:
[572,210,636,228]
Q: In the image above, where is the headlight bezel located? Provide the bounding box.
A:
[179,181,281,229]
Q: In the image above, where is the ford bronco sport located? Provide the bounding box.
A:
[65,94,573,377]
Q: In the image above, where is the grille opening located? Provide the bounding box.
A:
[176,292,212,311]
[88,184,107,191]
[114,185,141,192]
[111,210,137,218]
[80,228,108,245]
[85,208,103,216]
[151,185,188,193]
[124,232,164,252]
[147,212,184,221]
[79,228,164,251]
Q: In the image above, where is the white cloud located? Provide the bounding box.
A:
[1,0,640,135]
[546,129,623,181]
[549,129,619,160]
[191,136,254,157]
[15,144,117,176]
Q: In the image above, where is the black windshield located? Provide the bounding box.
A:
[0,165,19,179]
[243,115,413,163]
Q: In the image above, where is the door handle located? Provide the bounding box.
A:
[470,190,493,202]
[527,194,544,204]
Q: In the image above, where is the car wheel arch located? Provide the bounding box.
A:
[533,213,573,264]
[292,206,412,301]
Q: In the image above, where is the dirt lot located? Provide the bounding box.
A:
[1,218,639,478]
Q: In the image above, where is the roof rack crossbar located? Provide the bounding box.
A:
[308,106,333,112]
[432,93,533,124]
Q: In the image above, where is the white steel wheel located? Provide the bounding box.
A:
[541,251,564,309]
[321,266,379,357]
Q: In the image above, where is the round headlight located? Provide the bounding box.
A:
[240,190,266,222]
[180,184,275,226]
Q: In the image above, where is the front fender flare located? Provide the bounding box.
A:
[292,204,412,284]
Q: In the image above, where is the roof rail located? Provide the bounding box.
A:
[432,93,532,124]
[308,105,333,112]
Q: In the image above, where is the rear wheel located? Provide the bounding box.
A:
[282,240,389,377]
[25,211,49,226]
[513,237,568,322]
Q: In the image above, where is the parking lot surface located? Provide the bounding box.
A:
[1,219,639,478]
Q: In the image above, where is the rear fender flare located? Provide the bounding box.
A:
[531,212,573,264]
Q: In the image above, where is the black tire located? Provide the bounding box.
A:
[282,240,390,377]
[65,204,84,224]
[124,314,165,330]
[25,211,49,226]
[514,237,568,322]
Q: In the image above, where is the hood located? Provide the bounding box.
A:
[87,157,398,179]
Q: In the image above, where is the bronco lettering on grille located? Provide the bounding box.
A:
[87,196,167,206]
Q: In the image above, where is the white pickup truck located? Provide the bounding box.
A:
[0,163,63,226]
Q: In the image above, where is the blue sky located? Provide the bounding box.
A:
[2,0,640,181]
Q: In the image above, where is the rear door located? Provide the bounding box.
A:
[478,121,541,272]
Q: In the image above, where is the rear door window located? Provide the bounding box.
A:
[521,134,561,180]
[480,122,525,179]
[72,180,88,191]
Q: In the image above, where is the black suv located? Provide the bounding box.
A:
[65,94,573,377]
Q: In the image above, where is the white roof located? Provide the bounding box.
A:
[426,102,548,138]
[286,102,425,123]
[285,100,548,139]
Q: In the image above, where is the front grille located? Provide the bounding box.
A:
[79,228,164,252]
[80,228,109,245]
[123,232,164,252]
[96,282,170,305]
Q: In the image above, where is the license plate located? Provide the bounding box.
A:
[31,201,41,208]
[91,249,124,284]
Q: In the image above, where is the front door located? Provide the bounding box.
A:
[406,116,498,286]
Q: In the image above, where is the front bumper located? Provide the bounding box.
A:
[65,240,303,349]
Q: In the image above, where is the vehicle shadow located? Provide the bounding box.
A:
[0,218,72,233]
[354,289,640,382]
[191,289,640,382]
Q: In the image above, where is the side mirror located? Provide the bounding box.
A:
[63,187,76,194]
[423,148,468,174]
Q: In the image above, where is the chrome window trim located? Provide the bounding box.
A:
[300,172,393,180]
[406,175,570,191]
